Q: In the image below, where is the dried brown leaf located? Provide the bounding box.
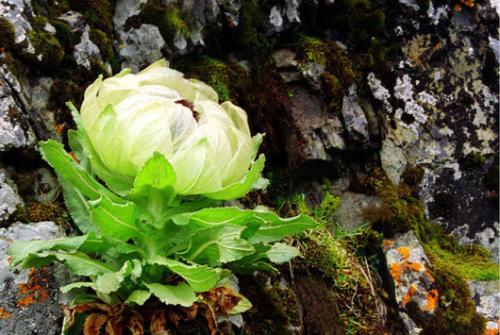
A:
[83,313,108,335]
[150,309,169,335]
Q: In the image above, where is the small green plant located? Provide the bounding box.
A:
[9,60,317,334]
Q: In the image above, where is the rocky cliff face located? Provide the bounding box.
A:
[0,0,498,334]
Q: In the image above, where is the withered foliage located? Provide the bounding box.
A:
[63,286,242,335]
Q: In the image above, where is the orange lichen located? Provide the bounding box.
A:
[484,327,499,335]
[402,285,417,307]
[390,263,403,283]
[0,306,12,319]
[383,240,394,251]
[408,262,423,272]
[16,267,50,308]
[426,289,439,312]
[397,246,411,260]
[460,0,475,7]
[54,123,65,134]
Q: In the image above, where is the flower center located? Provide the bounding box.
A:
[175,99,199,120]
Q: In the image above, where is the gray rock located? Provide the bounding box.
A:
[341,84,369,142]
[0,0,35,54]
[269,6,284,31]
[58,11,86,31]
[0,221,66,335]
[273,49,298,68]
[118,24,166,72]
[384,230,438,334]
[0,170,22,223]
[0,70,36,151]
[336,192,381,231]
[298,62,325,90]
[113,0,148,30]
[73,26,103,70]
[469,280,500,334]
[451,223,500,262]
[287,86,346,165]
[317,117,346,151]
[380,137,407,185]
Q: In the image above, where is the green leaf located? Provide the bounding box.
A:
[203,154,265,200]
[186,226,255,266]
[250,212,318,243]
[132,152,176,193]
[125,290,151,305]
[90,196,140,241]
[9,235,90,266]
[171,207,255,227]
[22,251,116,276]
[265,243,301,264]
[128,152,176,224]
[67,102,82,128]
[67,129,90,172]
[39,140,123,203]
[146,282,197,307]
[60,177,95,234]
[60,282,96,294]
[95,261,133,294]
[148,255,221,292]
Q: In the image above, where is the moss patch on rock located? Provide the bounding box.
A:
[69,0,114,34]
[174,56,247,102]
[364,174,495,334]
[89,28,113,61]
[132,0,189,46]
[293,34,358,111]
[0,18,16,50]
[235,0,274,63]
[28,30,65,68]
[285,192,390,334]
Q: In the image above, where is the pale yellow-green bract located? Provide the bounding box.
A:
[80,59,263,196]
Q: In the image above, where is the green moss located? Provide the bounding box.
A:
[164,5,189,38]
[365,177,492,334]
[32,0,70,17]
[235,0,274,63]
[368,37,386,68]
[293,34,358,111]
[49,19,79,50]
[137,1,189,44]
[109,53,122,74]
[348,4,385,48]
[285,192,387,334]
[0,18,16,50]
[89,28,113,61]
[69,0,114,34]
[30,16,48,31]
[417,260,486,335]
[401,165,425,191]
[364,183,424,236]
[28,30,65,68]
[174,55,247,102]
[425,237,499,281]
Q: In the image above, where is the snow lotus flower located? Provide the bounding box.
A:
[79,59,264,199]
